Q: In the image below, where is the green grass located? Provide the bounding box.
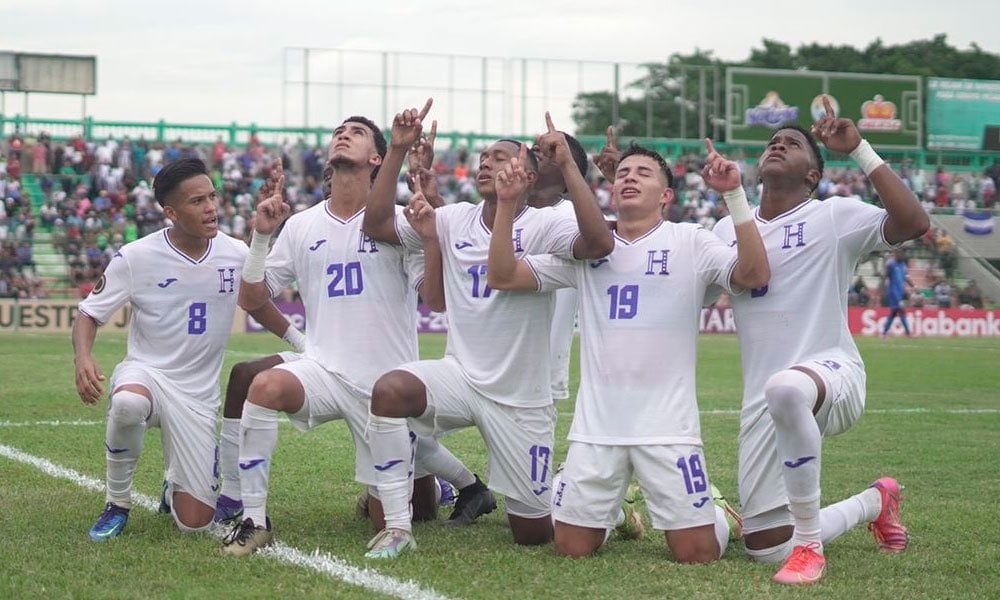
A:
[1,332,999,599]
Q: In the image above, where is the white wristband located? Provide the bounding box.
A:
[243,232,271,283]
[722,187,753,225]
[282,325,306,353]
[850,139,884,177]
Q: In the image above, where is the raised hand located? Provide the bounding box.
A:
[404,175,437,241]
[811,95,862,154]
[74,355,105,405]
[390,98,433,150]
[407,119,437,172]
[701,138,742,193]
[534,112,573,170]
[409,167,444,208]
[495,143,530,205]
[254,162,291,235]
[594,125,622,182]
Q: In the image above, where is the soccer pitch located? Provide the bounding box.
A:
[1,331,998,599]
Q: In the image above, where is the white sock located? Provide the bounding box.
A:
[239,403,278,526]
[367,413,414,532]
[713,505,731,558]
[414,435,475,489]
[105,391,150,508]
[820,487,882,543]
[219,417,241,500]
[766,369,823,550]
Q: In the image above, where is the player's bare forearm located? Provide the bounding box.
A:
[730,221,771,291]
[870,165,930,245]
[487,201,537,291]
[566,163,614,260]
[363,146,406,244]
[247,301,293,339]
[419,241,446,312]
[71,313,100,362]
[238,279,271,312]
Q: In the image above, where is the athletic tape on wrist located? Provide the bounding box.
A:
[282,325,306,353]
[243,232,271,283]
[850,140,885,177]
[723,187,753,225]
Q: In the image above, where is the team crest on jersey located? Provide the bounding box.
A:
[92,274,106,295]
[218,268,237,293]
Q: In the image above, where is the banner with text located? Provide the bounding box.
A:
[926,77,1000,151]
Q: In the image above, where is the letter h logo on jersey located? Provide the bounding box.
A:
[218,268,236,293]
[782,222,807,249]
[645,250,670,276]
[357,231,379,254]
[511,228,524,253]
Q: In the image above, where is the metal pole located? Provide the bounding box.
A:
[481,57,487,135]
[281,48,286,127]
[698,67,707,140]
[24,92,29,123]
[520,58,527,136]
[679,69,686,139]
[337,50,344,121]
[612,63,620,132]
[449,54,455,132]
[303,48,310,128]
[713,66,721,140]
[82,94,87,122]
[382,51,389,130]
[645,87,653,138]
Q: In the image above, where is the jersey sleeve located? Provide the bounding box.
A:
[393,209,425,254]
[694,225,740,295]
[263,226,297,297]
[541,209,581,259]
[524,254,578,292]
[404,247,426,292]
[829,196,899,257]
[78,251,132,325]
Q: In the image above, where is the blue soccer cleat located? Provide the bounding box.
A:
[158,480,171,515]
[213,494,244,524]
[89,502,130,542]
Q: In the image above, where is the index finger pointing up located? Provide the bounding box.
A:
[418,98,434,120]
[703,138,717,156]
[412,171,423,195]
[545,111,556,134]
[822,95,835,118]
[606,125,618,150]
[427,120,437,145]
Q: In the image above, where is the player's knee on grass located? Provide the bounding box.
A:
[554,522,604,558]
[764,369,818,424]
[411,475,439,522]
[665,525,721,564]
[507,508,553,546]
[170,489,214,532]
[108,390,149,426]
[371,370,426,418]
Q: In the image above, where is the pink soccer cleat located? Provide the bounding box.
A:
[868,476,909,553]
[772,543,826,585]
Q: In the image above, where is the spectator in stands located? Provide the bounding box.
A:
[935,229,956,279]
[958,280,984,309]
[934,278,954,308]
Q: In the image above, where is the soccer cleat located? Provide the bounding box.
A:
[437,478,458,507]
[710,484,743,541]
[365,528,416,559]
[445,475,496,527]
[158,480,171,515]
[868,477,908,553]
[221,517,273,557]
[89,502,130,542]
[772,542,826,585]
[213,494,244,524]
[615,484,646,540]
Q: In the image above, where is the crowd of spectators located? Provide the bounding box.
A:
[1,129,999,302]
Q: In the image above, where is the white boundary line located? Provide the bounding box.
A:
[3,407,997,429]
[0,444,455,600]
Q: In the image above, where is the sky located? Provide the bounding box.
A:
[3,0,999,138]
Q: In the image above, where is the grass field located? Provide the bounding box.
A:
[1,331,999,599]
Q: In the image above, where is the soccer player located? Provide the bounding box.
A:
[360,105,614,559]
[527,130,591,402]
[73,158,289,540]
[881,248,914,338]
[711,97,927,584]
[486,141,767,561]
[221,116,475,556]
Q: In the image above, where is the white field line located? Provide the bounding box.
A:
[3,407,998,429]
[0,444,455,600]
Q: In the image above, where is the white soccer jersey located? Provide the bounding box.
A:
[79,230,248,406]
[395,202,579,407]
[712,198,897,423]
[264,202,422,393]
[527,221,739,444]
[547,199,580,398]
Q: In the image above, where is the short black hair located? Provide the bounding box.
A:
[773,123,825,178]
[341,115,386,182]
[620,143,673,188]
[342,116,387,158]
[496,138,540,173]
[153,158,209,205]
[563,133,589,179]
